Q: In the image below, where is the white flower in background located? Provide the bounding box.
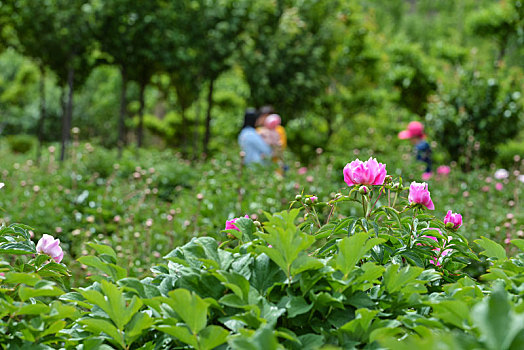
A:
[518,175,524,183]
[494,169,509,180]
[0,183,4,189]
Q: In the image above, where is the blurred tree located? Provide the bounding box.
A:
[426,68,523,169]
[10,0,94,161]
[91,0,169,154]
[386,40,437,116]
[467,0,524,67]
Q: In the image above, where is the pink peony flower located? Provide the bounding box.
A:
[495,182,503,191]
[437,165,450,175]
[298,167,308,175]
[343,157,387,187]
[36,234,64,263]
[408,182,435,210]
[444,210,462,229]
[225,215,249,231]
[310,196,318,202]
[421,172,433,181]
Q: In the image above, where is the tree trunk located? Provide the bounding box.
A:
[36,64,46,162]
[180,106,188,157]
[118,66,128,158]
[60,66,74,162]
[137,81,146,149]
[203,78,215,157]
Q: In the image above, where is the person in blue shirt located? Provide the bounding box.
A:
[398,121,432,176]
[238,108,272,165]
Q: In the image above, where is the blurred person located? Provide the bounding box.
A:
[238,108,272,165]
[398,121,432,176]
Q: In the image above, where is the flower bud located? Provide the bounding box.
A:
[384,175,393,184]
[359,186,369,195]
[253,220,262,228]
[305,197,312,205]
[295,194,302,201]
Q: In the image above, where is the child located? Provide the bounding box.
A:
[398,121,432,178]
[258,114,283,153]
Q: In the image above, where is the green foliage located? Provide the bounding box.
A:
[426,68,523,168]
[6,134,35,154]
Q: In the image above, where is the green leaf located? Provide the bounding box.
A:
[156,325,197,348]
[0,241,36,255]
[510,239,524,252]
[118,278,161,298]
[290,254,323,276]
[216,271,250,301]
[167,288,209,334]
[78,255,127,281]
[125,312,154,343]
[383,264,424,294]
[471,283,524,350]
[79,318,124,348]
[199,325,229,350]
[257,209,315,278]
[475,236,507,261]
[336,232,385,278]
[5,272,41,286]
[41,320,66,337]
[17,303,50,315]
[19,282,64,301]
[87,242,117,262]
[278,295,313,318]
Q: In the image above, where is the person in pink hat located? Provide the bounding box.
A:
[398,121,432,177]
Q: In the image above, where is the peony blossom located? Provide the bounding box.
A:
[494,169,509,180]
[343,157,387,187]
[421,172,433,181]
[298,167,307,175]
[495,182,503,191]
[225,215,249,231]
[444,210,462,229]
[437,166,450,175]
[36,234,64,263]
[310,196,318,202]
[408,182,435,210]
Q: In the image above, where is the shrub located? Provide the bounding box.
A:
[6,134,35,154]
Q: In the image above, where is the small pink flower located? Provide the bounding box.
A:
[298,167,308,175]
[306,176,314,183]
[343,157,387,187]
[481,186,490,192]
[310,196,318,202]
[495,182,503,191]
[114,215,121,223]
[225,215,250,231]
[36,234,64,263]
[421,172,433,181]
[408,182,435,210]
[504,238,511,244]
[436,166,450,175]
[444,210,462,229]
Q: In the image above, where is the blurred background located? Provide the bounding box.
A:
[0,0,522,166]
[0,0,523,274]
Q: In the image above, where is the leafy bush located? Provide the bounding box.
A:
[6,134,35,154]
[2,158,524,348]
[426,69,523,169]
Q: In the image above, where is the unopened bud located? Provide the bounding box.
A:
[384,175,393,184]
[305,197,312,205]
[359,186,369,195]
[304,213,309,220]
[295,194,302,201]
[254,220,261,228]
